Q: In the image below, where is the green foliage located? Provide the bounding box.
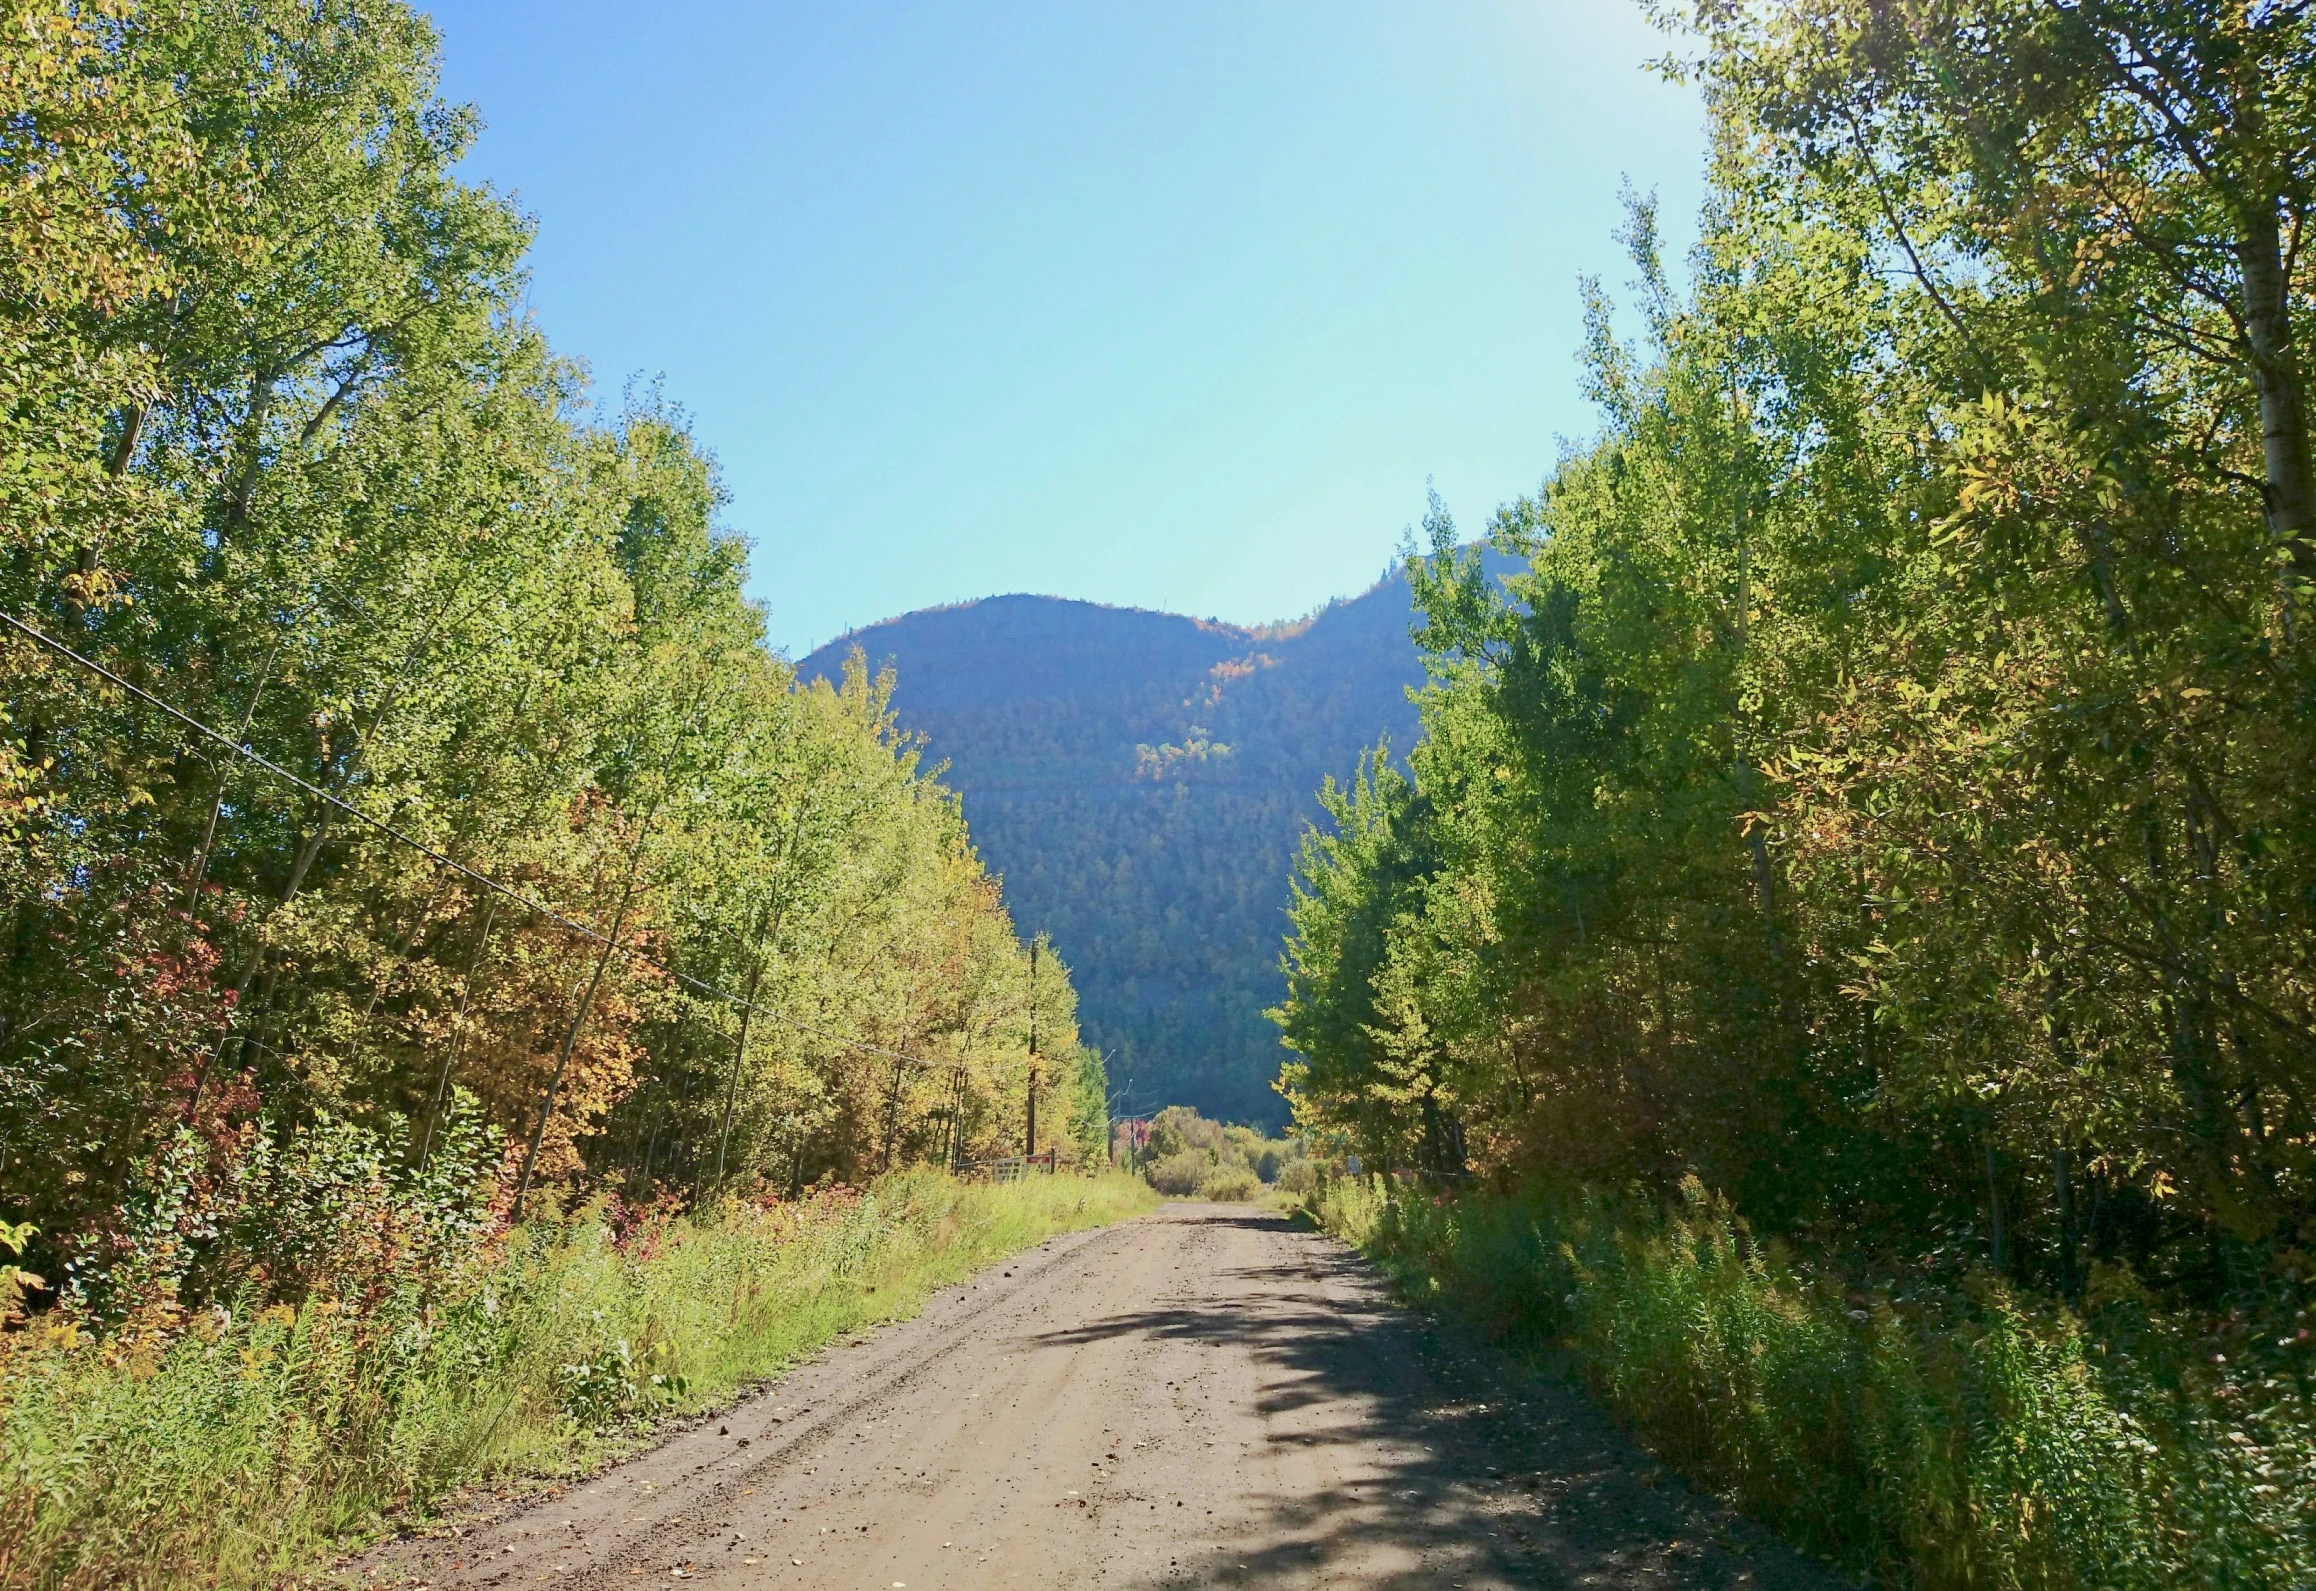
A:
[1195,1166,1260,1203]
[1273,1158,1318,1198]
[0,0,1090,1332]
[1317,1179,2314,1591]
[1134,1105,1301,1200]
[1276,0,2316,1311]
[1146,1152,1208,1197]
[1274,6,2316,1583]
[0,15,1117,1586]
[1062,1042,1111,1169]
[1143,1104,1227,1163]
[0,1170,1156,1586]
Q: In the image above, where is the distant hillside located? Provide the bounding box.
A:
[798,568,1439,1126]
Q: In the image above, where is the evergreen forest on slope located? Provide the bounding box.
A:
[802,565,1495,1124]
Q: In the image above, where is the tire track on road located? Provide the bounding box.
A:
[363,1204,1842,1590]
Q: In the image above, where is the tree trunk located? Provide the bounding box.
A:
[883,1055,907,1172]
[512,809,656,1220]
[414,898,498,1170]
[1984,1140,2008,1273]
[2055,1136,2079,1304]
[185,631,289,903]
[713,941,770,1185]
[2239,197,2315,572]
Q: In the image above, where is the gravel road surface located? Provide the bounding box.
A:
[367,1202,1841,1591]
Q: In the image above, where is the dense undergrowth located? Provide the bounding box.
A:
[1131,1105,1313,1203]
[0,1171,1153,1590]
[1315,1177,2314,1591]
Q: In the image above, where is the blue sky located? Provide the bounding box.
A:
[421,2,1706,657]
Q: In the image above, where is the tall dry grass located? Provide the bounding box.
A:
[0,1171,1154,1589]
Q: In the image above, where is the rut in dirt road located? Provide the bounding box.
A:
[368,1203,1841,1590]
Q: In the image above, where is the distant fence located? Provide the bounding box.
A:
[955,1150,1059,1182]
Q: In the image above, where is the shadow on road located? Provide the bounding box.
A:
[1037,1213,1841,1591]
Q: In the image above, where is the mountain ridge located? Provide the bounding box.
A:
[797,567,1443,1125]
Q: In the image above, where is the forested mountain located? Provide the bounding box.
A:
[801,563,1490,1124]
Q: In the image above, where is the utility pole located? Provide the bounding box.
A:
[1024,940,1039,1158]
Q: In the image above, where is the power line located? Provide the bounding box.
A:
[1,610,971,1077]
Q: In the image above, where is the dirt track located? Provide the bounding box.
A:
[367,1202,1841,1590]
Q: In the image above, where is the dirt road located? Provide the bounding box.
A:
[369,1203,1840,1590]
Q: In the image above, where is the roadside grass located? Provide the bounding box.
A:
[1312,1176,2315,1591]
[0,1170,1155,1589]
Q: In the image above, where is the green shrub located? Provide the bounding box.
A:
[1275,1160,1317,1197]
[1145,1107,1227,1164]
[1315,1178,2315,1591]
[1147,1152,1210,1196]
[1197,1166,1261,1202]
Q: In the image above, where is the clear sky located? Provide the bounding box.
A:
[420,2,1706,657]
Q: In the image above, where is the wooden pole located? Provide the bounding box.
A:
[1024,941,1039,1158]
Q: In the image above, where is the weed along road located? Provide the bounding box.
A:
[371,1203,1837,1590]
